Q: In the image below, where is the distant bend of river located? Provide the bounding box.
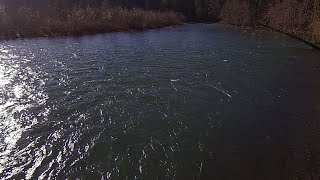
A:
[0,24,320,179]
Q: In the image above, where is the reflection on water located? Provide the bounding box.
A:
[0,45,49,179]
[0,24,320,179]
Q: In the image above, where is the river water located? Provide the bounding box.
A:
[0,24,320,179]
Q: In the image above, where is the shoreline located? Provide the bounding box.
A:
[214,22,320,50]
[2,21,319,51]
[0,22,295,41]
[0,7,184,41]
[0,23,183,41]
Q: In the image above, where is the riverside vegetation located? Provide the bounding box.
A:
[215,0,320,43]
[0,0,319,43]
[0,6,183,39]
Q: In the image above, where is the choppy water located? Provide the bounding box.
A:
[0,24,320,179]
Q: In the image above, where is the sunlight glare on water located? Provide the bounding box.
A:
[0,24,320,179]
[0,45,50,179]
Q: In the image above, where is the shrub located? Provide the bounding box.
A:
[0,6,184,39]
[311,19,320,42]
[263,0,320,42]
[220,0,254,26]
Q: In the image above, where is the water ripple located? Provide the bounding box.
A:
[0,24,320,179]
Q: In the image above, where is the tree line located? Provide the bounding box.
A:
[1,0,206,20]
[1,0,319,42]
[1,0,319,22]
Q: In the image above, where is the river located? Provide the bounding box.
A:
[0,24,320,179]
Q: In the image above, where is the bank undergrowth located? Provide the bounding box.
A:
[214,0,320,43]
[0,6,184,39]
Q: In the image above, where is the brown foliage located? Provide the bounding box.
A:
[264,0,310,39]
[264,0,320,42]
[216,0,320,43]
[0,7,184,39]
[311,19,320,42]
[219,0,254,26]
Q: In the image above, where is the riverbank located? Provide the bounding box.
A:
[214,0,320,44]
[0,7,184,40]
[216,22,320,50]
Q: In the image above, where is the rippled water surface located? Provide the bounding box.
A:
[1,24,320,179]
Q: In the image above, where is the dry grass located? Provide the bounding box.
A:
[264,0,320,43]
[219,0,254,26]
[264,0,311,40]
[0,7,184,39]
[218,0,320,43]
[311,20,320,42]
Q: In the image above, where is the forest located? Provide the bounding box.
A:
[0,0,319,42]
